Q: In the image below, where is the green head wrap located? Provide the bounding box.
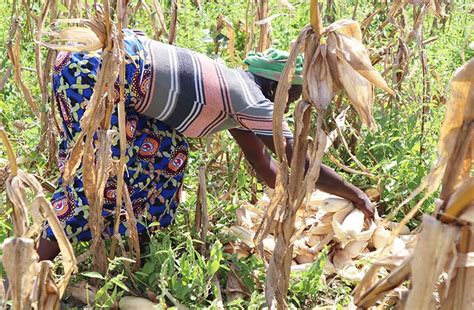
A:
[244,48,304,85]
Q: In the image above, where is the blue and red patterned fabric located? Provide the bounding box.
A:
[42,29,188,242]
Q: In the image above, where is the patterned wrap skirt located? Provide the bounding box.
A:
[42,29,189,242]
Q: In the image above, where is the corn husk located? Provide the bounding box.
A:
[320,197,352,212]
[2,237,38,310]
[119,296,158,309]
[226,189,410,286]
[372,226,391,250]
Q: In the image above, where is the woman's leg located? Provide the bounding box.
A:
[37,238,60,261]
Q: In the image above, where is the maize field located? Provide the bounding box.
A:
[0,0,472,309]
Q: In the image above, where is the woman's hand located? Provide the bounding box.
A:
[353,194,375,219]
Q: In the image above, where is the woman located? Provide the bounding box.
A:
[40,29,373,260]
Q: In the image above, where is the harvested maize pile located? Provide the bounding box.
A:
[225,190,416,282]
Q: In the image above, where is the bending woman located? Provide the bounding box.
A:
[40,29,373,260]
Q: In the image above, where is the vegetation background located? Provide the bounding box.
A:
[0,0,472,308]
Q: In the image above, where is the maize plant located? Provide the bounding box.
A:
[255,0,394,307]
[0,127,77,310]
[353,58,474,309]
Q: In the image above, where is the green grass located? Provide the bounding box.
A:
[0,0,473,308]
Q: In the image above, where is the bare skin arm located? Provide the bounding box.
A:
[229,128,374,217]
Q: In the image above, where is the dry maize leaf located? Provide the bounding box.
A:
[307,44,334,109]
[33,195,77,296]
[329,33,376,130]
[332,32,395,95]
[255,14,285,26]
[409,59,474,201]
[380,0,404,29]
[7,25,40,117]
[17,169,43,193]
[67,281,97,305]
[5,176,29,236]
[168,0,178,45]
[64,50,118,186]
[295,252,316,264]
[259,27,312,308]
[323,108,348,154]
[84,131,115,273]
[226,266,248,302]
[326,33,344,91]
[405,215,459,310]
[122,185,141,270]
[0,66,11,91]
[354,255,412,307]
[333,248,353,270]
[325,19,362,42]
[458,205,474,224]
[442,177,474,222]
[307,234,322,247]
[427,0,447,18]
[151,0,168,38]
[2,237,38,309]
[40,27,104,51]
[217,14,235,63]
[12,171,45,238]
[293,237,308,256]
[344,240,368,258]
[236,205,258,228]
[223,242,252,259]
[228,226,255,248]
[32,261,59,310]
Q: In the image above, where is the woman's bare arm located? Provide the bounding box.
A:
[229,128,374,217]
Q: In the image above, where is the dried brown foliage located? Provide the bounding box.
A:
[255,0,271,52]
[168,0,179,45]
[1,127,77,309]
[253,1,394,307]
[353,59,474,309]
